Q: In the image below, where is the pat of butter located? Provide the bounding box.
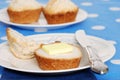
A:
[42,43,73,55]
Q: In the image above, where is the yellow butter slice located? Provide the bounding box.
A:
[42,43,73,55]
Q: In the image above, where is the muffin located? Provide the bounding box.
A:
[43,0,79,24]
[7,0,42,24]
[6,28,40,59]
[35,42,82,70]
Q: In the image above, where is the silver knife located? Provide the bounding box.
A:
[75,30,108,74]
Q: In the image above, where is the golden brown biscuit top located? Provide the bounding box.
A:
[8,0,42,11]
[44,0,78,14]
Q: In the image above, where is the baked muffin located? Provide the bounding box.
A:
[6,28,40,59]
[35,42,82,70]
[43,0,79,24]
[7,0,42,24]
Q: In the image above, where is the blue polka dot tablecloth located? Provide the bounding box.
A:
[0,0,120,80]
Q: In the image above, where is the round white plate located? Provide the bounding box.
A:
[0,34,115,73]
[0,8,88,31]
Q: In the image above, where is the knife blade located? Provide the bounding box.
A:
[75,30,108,74]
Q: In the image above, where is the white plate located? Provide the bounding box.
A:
[0,8,88,31]
[0,34,115,73]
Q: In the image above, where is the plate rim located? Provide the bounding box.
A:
[0,33,116,73]
[0,8,88,29]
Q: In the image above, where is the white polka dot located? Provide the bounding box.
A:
[0,36,7,41]
[111,60,120,65]
[88,14,99,18]
[34,28,48,32]
[116,18,120,23]
[92,25,106,30]
[81,2,93,6]
[109,7,120,11]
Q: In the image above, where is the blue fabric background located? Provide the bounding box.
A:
[1,68,97,80]
[0,0,120,80]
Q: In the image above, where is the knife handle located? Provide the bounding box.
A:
[85,46,101,62]
[83,46,108,74]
